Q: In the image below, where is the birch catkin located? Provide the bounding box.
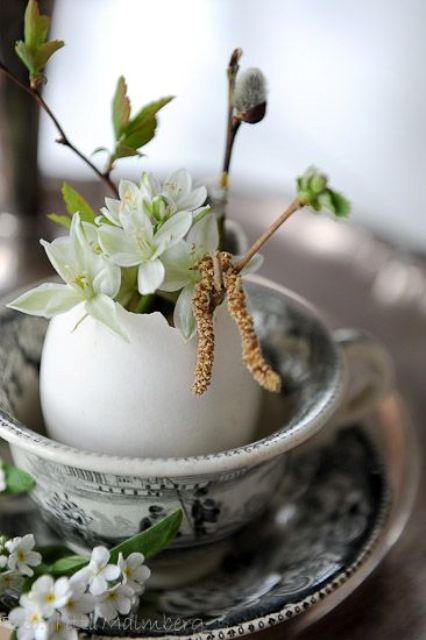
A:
[192,252,281,395]
[192,257,216,395]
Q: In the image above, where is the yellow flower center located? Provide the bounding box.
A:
[74,274,90,290]
[30,613,41,625]
[44,593,56,603]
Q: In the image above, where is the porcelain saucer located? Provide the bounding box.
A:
[0,392,418,639]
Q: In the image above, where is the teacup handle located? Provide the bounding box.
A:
[333,328,394,423]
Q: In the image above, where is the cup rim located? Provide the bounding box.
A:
[0,275,346,477]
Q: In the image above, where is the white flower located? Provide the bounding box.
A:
[161,213,263,341]
[100,180,143,226]
[94,583,134,622]
[7,214,127,341]
[117,552,150,594]
[98,206,192,294]
[161,169,207,213]
[161,213,219,340]
[0,554,8,569]
[9,596,49,640]
[28,576,71,618]
[72,546,120,596]
[6,535,42,577]
[102,171,208,228]
[59,575,96,628]
[141,169,207,216]
[0,570,24,595]
[46,613,78,640]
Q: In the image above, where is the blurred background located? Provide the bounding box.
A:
[1,0,426,247]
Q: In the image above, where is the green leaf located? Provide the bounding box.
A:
[109,509,182,562]
[112,144,144,161]
[123,119,157,150]
[62,183,96,224]
[16,0,64,87]
[127,96,174,133]
[47,213,72,229]
[24,0,49,50]
[36,544,75,564]
[112,96,174,161]
[320,190,351,218]
[35,40,64,69]
[3,463,35,494]
[296,166,350,218]
[15,42,37,74]
[51,554,88,576]
[92,146,109,157]
[112,76,131,140]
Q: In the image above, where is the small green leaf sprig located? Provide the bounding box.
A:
[110,79,173,165]
[235,167,351,273]
[15,0,64,90]
[297,166,350,217]
[3,510,182,638]
[0,0,173,198]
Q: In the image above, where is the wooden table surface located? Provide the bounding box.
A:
[0,190,425,639]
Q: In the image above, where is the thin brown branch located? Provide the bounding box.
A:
[235,197,302,273]
[0,60,119,197]
[220,48,243,187]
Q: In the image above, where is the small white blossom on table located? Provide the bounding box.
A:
[72,547,120,596]
[5,535,42,577]
[118,551,151,594]
[7,545,151,640]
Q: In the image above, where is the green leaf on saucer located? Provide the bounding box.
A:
[3,463,35,494]
[50,554,88,576]
[109,508,183,562]
[36,544,75,564]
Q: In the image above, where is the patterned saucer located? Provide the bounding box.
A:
[0,393,418,639]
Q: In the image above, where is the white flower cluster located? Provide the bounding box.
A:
[6,543,150,640]
[8,169,222,341]
[0,534,42,599]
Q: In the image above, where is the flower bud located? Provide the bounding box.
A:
[234,68,267,124]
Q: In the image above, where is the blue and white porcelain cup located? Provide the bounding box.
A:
[0,276,393,585]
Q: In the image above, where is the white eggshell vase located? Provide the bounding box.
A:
[40,304,262,458]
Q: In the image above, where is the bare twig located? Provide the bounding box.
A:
[220,48,243,189]
[235,197,302,273]
[0,60,119,197]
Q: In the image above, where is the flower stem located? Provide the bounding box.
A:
[136,294,155,314]
[218,48,243,247]
[0,60,119,198]
[235,197,302,273]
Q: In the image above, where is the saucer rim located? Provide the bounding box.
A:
[81,393,420,638]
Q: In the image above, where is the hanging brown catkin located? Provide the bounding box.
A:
[191,253,281,395]
[221,254,281,393]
